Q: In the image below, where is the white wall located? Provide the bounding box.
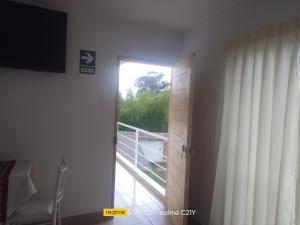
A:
[182,1,300,224]
[0,2,183,217]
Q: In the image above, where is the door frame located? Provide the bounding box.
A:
[111,55,173,208]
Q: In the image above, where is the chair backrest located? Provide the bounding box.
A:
[54,157,68,205]
[52,157,68,225]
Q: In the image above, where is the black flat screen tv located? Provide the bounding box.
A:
[0,1,67,73]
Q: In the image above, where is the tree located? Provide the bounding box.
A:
[135,72,170,94]
[119,90,169,132]
[125,88,135,100]
[119,72,170,133]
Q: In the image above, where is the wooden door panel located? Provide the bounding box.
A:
[172,60,191,79]
[170,90,190,111]
[166,55,194,225]
[167,184,184,210]
[168,134,187,154]
[169,109,188,125]
[168,159,186,189]
[168,120,187,139]
[168,150,186,176]
[172,73,190,91]
[168,148,186,172]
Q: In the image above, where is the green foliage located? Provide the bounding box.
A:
[118,90,169,132]
[119,72,170,132]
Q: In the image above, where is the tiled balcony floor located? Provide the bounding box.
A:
[101,163,172,225]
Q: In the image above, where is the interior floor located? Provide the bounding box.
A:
[100,162,172,225]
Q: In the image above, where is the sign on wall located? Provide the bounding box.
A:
[79,50,96,75]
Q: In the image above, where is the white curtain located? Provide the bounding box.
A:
[210,20,300,225]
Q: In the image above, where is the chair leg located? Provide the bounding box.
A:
[52,211,57,225]
[57,209,61,225]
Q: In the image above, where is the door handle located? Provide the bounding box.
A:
[181,145,194,159]
[189,146,194,155]
[181,145,187,159]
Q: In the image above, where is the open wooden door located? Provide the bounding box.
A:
[166,55,195,225]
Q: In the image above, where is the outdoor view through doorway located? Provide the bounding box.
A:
[115,59,171,198]
[113,55,194,225]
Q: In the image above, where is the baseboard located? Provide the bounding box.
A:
[62,211,112,225]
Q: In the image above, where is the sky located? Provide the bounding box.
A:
[119,61,172,98]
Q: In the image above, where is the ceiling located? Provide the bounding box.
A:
[42,0,242,32]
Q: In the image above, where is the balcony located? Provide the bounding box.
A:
[116,122,168,198]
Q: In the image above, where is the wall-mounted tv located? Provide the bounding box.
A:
[0,1,67,73]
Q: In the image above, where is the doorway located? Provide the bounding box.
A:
[113,58,172,224]
[115,59,171,193]
[112,55,195,225]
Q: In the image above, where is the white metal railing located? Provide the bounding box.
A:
[117,122,168,187]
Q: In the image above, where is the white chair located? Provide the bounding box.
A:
[7,158,69,225]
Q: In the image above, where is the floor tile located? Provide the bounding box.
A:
[107,163,171,225]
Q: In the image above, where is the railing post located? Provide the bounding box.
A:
[135,130,139,168]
